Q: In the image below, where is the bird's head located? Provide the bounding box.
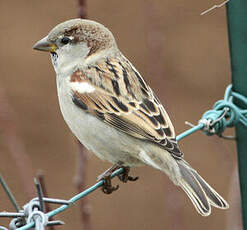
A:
[33,19,117,73]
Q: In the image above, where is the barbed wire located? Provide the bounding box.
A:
[1,84,247,230]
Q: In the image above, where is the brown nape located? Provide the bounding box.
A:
[64,24,114,57]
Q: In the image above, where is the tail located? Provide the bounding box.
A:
[177,159,229,216]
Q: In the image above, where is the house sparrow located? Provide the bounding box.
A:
[33,18,229,216]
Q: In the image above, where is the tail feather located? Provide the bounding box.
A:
[139,149,229,215]
[190,169,229,209]
[177,160,229,216]
[178,160,211,216]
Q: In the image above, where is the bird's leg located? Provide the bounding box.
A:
[97,164,121,181]
[117,166,139,183]
[97,164,120,194]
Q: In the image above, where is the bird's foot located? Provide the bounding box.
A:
[97,164,120,194]
[101,175,119,194]
[117,166,139,183]
[97,164,139,194]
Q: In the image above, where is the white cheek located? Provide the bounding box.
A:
[52,42,90,74]
[70,82,95,93]
[61,42,90,59]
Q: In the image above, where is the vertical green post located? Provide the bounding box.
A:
[226,1,247,229]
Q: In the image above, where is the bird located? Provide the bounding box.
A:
[33,18,229,216]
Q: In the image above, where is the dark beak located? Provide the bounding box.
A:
[33,36,57,52]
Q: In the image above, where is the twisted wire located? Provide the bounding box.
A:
[1,84,247,230]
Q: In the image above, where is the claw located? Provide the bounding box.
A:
[127,176,139,181]
[117,167,139,183]
[98,164,138,194]
[97,164,121,194]
[101,176,119,194]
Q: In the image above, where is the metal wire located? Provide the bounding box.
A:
[34,179,44,212]
[16,168,124,230]
[0,175,20,212]
[1,84,247,230]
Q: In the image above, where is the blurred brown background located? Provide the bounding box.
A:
[0,0,240,230]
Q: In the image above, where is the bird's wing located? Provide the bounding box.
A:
[69,56,183,159]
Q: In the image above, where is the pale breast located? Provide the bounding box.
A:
[56,76,145,166]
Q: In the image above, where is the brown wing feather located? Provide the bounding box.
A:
[70,56,183,159]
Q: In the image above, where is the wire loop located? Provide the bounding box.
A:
[9,218,26,230]
[200,85,247,137]
[1,84,247,230]
[26,211,47,226]
[0,227,9,230]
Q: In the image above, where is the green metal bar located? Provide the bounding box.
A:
[226,1,247,229]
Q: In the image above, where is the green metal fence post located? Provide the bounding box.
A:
[226,1,247,229]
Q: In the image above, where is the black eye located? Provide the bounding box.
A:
[61,37,70,45]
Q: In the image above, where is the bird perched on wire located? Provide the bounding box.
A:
[33,19,229,216]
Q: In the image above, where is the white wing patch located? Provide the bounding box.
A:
[70,82,95,93]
